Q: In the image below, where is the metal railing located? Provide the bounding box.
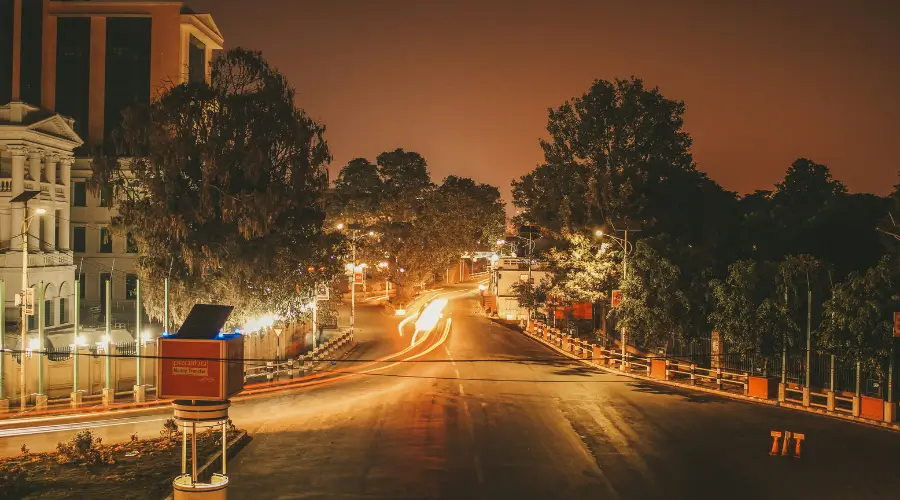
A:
[244,330,355,382]
[528,320,896,424]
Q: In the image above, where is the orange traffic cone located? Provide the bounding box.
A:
[793,433,805,458]
[781,431,792,456]
[769,431,782,456]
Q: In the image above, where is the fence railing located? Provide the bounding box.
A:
[528,320,897,425]
[244,330,355,383]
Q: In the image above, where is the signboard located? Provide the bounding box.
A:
[894,312,900,338]
[353,267,364,285]
[611,290,623,308]
[157,336,243,401]
[316,283,330,301]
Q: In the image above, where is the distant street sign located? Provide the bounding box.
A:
[894,312,900,338]
[316,283,330,301]
[611,290,623,308]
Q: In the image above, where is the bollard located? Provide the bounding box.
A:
[266,361,274,382]
[716,367,722,391]
[827,391,835,412]
[690,364,696,385]
[780,431,792,456]
[769,431,782,455]
[792,433,805,458]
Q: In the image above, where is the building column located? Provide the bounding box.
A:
[44,155,57,186]
[41,211,55,251]
[59,158,72,192]
[28,207,40,252]
[9,147,26,250]
[59,207,70,251]
[27,149,42,183]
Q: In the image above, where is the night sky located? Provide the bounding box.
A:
[189,0,900,203]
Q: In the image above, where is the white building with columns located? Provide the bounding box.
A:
[0,101,81,333]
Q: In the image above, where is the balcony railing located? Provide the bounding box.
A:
[0,250,74,268]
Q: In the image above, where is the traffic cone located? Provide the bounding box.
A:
[781,431,792,456]
[769,431,782,456]
[792,433,805,459]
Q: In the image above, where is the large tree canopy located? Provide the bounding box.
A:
[331,151,505,298]
[91,48,340,328]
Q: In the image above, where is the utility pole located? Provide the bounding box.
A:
[351,230,356,336]
[135,278,142,387]
[621,229,628,368]
[13,190,41,411]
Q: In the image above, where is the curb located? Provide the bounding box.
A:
[519,329,900,433]
[162,429,252,500]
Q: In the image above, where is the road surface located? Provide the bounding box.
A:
[227,287,900,499]
[3,285,900,499]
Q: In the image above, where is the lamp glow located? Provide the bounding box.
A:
[35,208,47,215]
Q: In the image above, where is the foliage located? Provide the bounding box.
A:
[56,430,115,465]
[91,48,339,328]
[160,418,181,441]
[819,258,900,371]
[710,260,787,354]
[616,239,700,349]
[332,151,505,298]
[508,278,547,311]
[0,464,27,498]
[544,232,619,303]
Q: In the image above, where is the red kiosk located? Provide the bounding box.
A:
[157,304,244,499]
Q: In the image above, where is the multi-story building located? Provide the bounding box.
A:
[0,0,223,329]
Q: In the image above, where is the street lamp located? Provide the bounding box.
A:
[11,190,42,411]
[336,223,374,336]
[594,225,640,369]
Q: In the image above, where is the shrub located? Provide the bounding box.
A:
[0,464,27,497]
[160,418,181,441]
[56,430,114,465]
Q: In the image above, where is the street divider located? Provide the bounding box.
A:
[526,320,900,432]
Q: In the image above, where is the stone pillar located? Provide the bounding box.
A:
[44,155,57,186]
[59,158,72,191]
[10,148,26,250]
[42,211,55,250]
[27,150,42,183]
[28,207,40,251]
[59,207,70,250]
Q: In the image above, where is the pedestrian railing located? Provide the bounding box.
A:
[528,320,898,426]
[244,330,356,382]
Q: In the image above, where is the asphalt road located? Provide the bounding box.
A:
[4,285,900,499]
[227,288,900,500]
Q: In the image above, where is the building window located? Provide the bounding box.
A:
[77,273,85,300]
[59,297,67,324]
[126,274,138,299]
[73,226,86,252]
[126,233,137,253]
[55,17,91,151]
[99,227,113,253]
[105,17,151,152]
[189,35,206,84]
[73,182,86,206]
[0,0,12,104]
[44,299,52,327]
[19,0,43,105]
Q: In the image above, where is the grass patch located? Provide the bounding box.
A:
[0,419,241,499]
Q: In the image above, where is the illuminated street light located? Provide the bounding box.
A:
[368,230,375,236]
[595,229,603,237]
[336,222,345,230]
[496,239,506,245]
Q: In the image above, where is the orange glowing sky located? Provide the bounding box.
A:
[190,0,900,204]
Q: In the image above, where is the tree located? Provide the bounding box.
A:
[616,238,701,349]
[819,258,899,372]
[90,48,339,328]
[331,153,505,299]
[709,260,786,354]
[544,232,619,304]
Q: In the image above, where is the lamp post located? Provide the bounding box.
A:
[12,190,42,411]
[595,226,639,368]
[337,223,374,336]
